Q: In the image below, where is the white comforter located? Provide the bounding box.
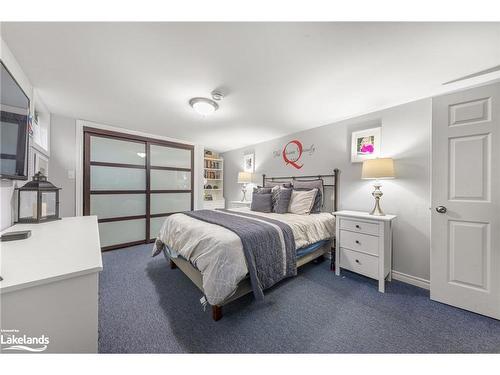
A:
[154,208,335,305]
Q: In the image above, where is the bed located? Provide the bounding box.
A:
[152,170,339,320]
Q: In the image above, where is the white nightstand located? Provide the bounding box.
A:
[334,210,397,292]
[229,200,252,209]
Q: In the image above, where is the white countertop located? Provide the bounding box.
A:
[0,216,103,294]
[333,210,397,221]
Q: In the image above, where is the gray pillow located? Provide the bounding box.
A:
[253,186,272,194]
[250,192,272,213]
[293,179,324,213]
[264,181,292,189]
[272,187,292,214]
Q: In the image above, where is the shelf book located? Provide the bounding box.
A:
[203,150,225,209]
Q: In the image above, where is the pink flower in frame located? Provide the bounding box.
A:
[361,143,374,153]
[358,136,375,154]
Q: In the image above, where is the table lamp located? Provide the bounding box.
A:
[361,158,395,216]
[237,171,253,202]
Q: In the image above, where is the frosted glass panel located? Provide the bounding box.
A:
[150,170,191,190]
[19,190,37,220]
[91,166,146,190]
[150,193,191,214]
[91,136,146,165]
[150,217,167,240]
[98,219,145,248]
[91,194,146,219]
[41,192,57,216]
[150,145,191,168]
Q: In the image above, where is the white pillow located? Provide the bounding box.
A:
[288,188,318,215]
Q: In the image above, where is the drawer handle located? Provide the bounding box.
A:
[355,259,360,264]
[355,225,361,229]
[355,240,361,244]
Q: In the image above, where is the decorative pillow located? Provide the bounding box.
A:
[288,189,318,215]
[250,192,272,213]
[293,179,324,213]
[270,186,280,207]
[272,187,292,214]
[294,188,322,213]
[253,186,272,194]
[264,181,292,189]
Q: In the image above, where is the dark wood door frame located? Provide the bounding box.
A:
[83,126,194,251]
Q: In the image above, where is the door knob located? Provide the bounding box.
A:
[436,206,447,214]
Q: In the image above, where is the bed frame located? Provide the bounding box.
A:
[164,169,340,321]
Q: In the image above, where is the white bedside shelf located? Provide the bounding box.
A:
[229,200,252,209]
[203,200,225,210]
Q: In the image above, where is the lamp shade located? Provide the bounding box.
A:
[237,171,253,184]
[361,158,395,180]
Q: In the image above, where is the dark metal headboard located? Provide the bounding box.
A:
[262,168,340,212]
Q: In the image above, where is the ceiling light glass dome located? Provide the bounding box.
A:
[189,97,219,116]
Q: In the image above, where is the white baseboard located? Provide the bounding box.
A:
[328,247,430,290]
[391,270,430,290]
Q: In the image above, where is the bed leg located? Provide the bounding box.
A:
[330,247,335,271]
[169,259,177,269]
[314,254,325,263]
[212,305,223,321]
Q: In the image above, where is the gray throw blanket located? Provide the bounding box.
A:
[183,209,296,300]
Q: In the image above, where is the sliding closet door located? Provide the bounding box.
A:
[83,128,193,251]
[148,143,193,240]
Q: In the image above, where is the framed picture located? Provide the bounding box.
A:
[351,127,381,163]
[34,150,49,177]
[244,153,255,172]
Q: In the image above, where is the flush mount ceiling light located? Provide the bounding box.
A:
[189,90,224,116]
[189,97,218,116]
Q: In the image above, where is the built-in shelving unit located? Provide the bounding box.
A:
[203,151,225,209]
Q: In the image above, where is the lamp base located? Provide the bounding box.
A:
[369,182,385,216]
[240,184,247,202]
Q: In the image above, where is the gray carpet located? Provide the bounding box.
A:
[98,244,500,353]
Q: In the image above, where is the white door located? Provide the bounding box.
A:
[431,82,500,319]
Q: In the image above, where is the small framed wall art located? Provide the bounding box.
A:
[244,153,255,172]
[351,127,381,163]
[33,149,49,177]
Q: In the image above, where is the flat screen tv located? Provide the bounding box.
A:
[1,60,29,180]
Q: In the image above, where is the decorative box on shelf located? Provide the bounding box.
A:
[333,210,397,293]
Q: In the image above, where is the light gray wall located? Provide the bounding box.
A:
[50,115,77,217]
[223,99,431,281]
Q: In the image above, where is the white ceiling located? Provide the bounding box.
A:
[2,22,500,152]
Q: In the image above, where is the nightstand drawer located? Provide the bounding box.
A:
[339,230,378,256]
[340,248,379,279]
[339,218,379,236]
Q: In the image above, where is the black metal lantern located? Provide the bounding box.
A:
[16,172,61,224]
